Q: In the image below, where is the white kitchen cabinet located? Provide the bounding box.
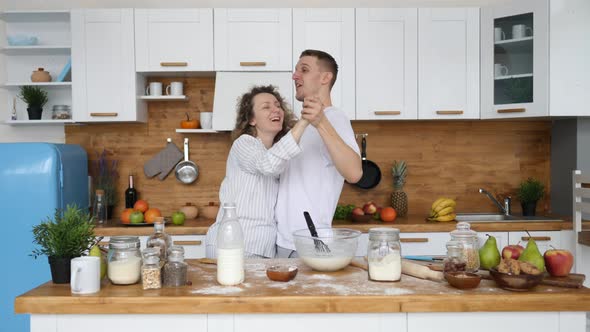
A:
[214,9,292,71]
[400,232,450,256]
[134,9,214,72]
[480,0,548,119]
[418,8,480,120]
[72,9,146,122]
[356,8,418,121]
[292,8,355,120]
[172,235,206,259]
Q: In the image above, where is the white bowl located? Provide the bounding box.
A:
[293,228,361,272]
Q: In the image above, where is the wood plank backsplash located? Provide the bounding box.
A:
[66,76,552,218]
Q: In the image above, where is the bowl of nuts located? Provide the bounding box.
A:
[489,258,544,291]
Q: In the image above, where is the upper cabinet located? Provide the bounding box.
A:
[134,9,214,72]
[418,8,480,120]
[214,9,292,71]
[72,9,146,122]
[356,8,418,120]
[480,0,548,119]
[292,9,355,120]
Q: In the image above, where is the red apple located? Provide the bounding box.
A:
[544,249,574,277]
[502,244,525,260]
[352,207,365,216]
[363,201,377,215]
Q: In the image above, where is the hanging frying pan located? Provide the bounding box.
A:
[175,138,199,184]
[355,134,381,189]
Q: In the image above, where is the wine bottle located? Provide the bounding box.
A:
[125,175,138,208]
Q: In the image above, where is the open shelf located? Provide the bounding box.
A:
[175,129,219,133]
[1,45,71,54]
[495,73,533,80]
[2,82,72,87]
[1,10,71,15]
[494,36,533,45]
[5,119,75,125]
[138,95,188,101]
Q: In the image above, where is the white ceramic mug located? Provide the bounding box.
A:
[512,24,533,39]
[166,82,184,96]
[200,112,213,129]
[494,27,506,42]
[71,256,101,294]
[146,82,163,96]
[494,63,509,77]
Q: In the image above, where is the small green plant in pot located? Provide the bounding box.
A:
[18,85,48,120]
[31,205,97,284]
[517,178,545,216]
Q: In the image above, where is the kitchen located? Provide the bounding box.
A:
[2,0,590,332]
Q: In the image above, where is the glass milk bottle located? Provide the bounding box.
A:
[216,202,244,286]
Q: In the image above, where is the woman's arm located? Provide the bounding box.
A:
[232,133,302,177]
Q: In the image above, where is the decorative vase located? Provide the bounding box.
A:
[31,67,51,82]
[48,256,73,284]
[27,106,43,120]
[521,201,537,216]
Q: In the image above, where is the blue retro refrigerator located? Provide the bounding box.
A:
[0,143,89,332]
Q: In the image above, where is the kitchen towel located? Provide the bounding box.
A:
[144,140,183,180]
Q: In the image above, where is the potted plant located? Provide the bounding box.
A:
[517,178,545,216]
[18,85,49,120]
[91,149,119,217]
[31,205,97,284]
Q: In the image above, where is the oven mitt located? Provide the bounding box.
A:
[143,141,183,180]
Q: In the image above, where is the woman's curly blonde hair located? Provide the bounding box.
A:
[231,85,297,143]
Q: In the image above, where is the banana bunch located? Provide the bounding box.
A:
[428,197,457,222]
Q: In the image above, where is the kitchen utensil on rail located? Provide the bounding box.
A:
[143,138,183,180]
[303,211,331,254]
[355,134,382,189]
[175,138,199,184]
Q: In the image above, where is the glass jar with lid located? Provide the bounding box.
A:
[367,227,402,282]
[141,251,161,290]
[450,222,480,272]
[107,236,141,285]
[163,245,188,287]
[51,105,71,119]
[443,241,467,273]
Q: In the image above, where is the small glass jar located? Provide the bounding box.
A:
[141,254,161,290]
[107,236,141,285]
[51,105,71,119]
[443,241,467,273]
[163,245,188,287]
[450,222,480,272]
[367,228,402,282]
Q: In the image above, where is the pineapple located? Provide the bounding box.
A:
[391,160,408,217]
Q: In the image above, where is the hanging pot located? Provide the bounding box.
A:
[174,138,199,184]
[355,134,382,189]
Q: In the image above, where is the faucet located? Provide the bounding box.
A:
[478,188,511,216]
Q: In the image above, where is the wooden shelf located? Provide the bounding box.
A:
[5,119,75,125]
[175,129,218,133]
[2,82,72,87]
[495,73,533,81]
[138,95,188,101]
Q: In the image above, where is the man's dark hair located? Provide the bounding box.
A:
[300,49,338,89]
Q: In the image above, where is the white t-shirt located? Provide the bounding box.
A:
[275,106,360,250]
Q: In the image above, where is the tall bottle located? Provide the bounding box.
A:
[146,218,172,261]
[125,174,138,209]
[216,202,244,286]
[93,189,107,224]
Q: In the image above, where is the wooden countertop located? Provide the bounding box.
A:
[15,259,590,314]
[93,215,574,236]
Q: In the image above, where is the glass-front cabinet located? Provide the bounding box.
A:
[480,0,548,119]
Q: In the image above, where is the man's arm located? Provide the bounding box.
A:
[301,97,363,183]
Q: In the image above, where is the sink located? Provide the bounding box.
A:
[455,213,563,223]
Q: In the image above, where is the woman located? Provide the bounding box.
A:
[205,85,309,258]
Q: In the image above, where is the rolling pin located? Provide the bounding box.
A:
[402,259,444,281]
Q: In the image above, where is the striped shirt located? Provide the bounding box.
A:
[205,133,302,258]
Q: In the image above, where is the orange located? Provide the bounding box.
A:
[120,208,135,224]
[134,200,149,213]
[144,208,162,223]
[380,207,397,223]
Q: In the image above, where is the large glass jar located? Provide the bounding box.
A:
[107,236,141,285]
[367,228,402,282]
[163,245,188,287]
[443,241,467,273]
[450,222,480,272]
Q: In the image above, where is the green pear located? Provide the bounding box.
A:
[518,236,545,271]
[479,234,501,269]
[89,245,107,279]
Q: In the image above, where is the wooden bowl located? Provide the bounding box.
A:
[351,214,374,223]
[266,265,298,282]
[489,267,544,291]
[201,203,220,220]
[444,271,482,289]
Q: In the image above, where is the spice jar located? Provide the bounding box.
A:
[107,236,141,285]
[367,228,402,282]
[163,245,188,287]
[141,252,161,290]
[450,222,480,272]
[443,241,467,273]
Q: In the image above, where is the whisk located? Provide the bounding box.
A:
[303,211,331,254]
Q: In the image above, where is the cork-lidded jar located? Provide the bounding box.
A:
[31,68,51,82]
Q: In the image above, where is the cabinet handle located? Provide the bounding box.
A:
[240,61,267,67]
[374,111,401,116]
[174,240,202,246]
[90,113,118,117]
[436,110,464,115]
[400,238,429,243]
[521,236,551,242]
[160,62,188,67]
[497,108,526,113]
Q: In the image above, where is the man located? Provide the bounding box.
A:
[275,49,363,258]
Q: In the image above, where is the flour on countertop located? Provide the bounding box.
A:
[192,286,243,295]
